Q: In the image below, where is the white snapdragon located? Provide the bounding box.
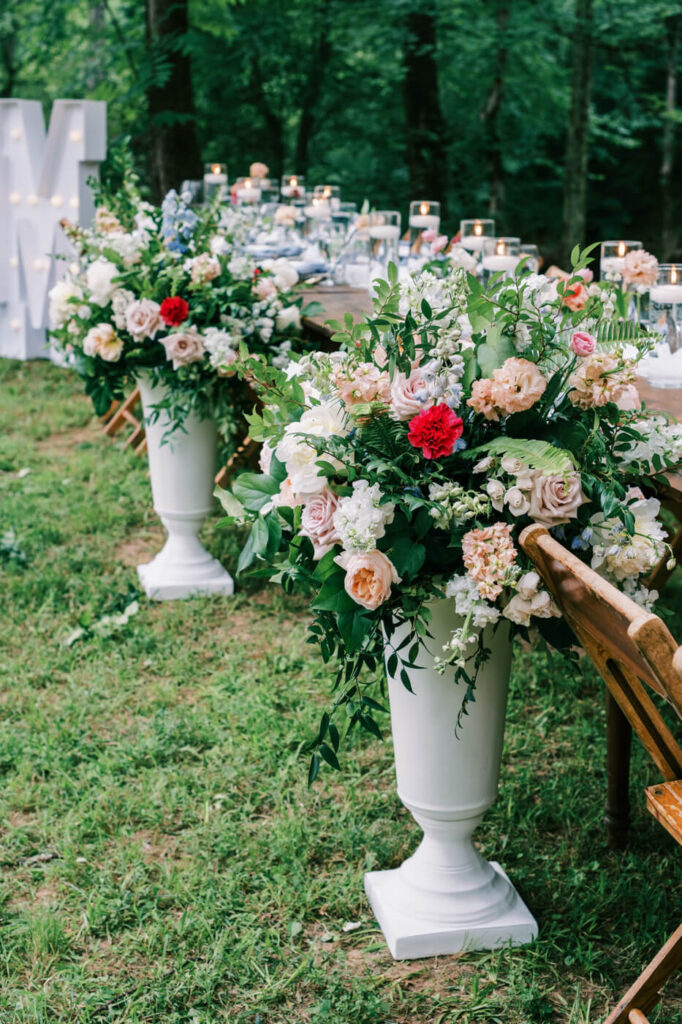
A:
[333,480,395,552]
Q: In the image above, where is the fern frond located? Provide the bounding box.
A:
[468,437,576,473]
[596,321,641,344]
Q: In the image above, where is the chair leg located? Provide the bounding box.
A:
[604,923,682,1024]
[604,689,632,849]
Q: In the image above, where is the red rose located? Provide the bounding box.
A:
[407,404,464,460]
[160,296,189,326]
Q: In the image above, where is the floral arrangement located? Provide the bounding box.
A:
[49,169,317,453]
[221,251,682,778]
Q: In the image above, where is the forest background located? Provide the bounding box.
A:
[1,0,680,268]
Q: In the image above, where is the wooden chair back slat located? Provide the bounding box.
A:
[519,524,682,781]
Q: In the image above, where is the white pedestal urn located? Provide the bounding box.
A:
[365,598,537,959]
[136,374,234,601]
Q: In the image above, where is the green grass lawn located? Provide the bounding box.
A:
[0,359,681,1024]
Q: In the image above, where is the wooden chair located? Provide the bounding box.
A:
[101,387,147,454]
[520,524,682,1023]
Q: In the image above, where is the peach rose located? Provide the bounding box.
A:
[249,162,269,179]
[335,549,401,610]
[529,471,585,525]
[389,369,433,421]
[125,298,162,341]
[467,378,500,421]
[83,323,123,362]
[490,358,546,415]
[622,249,658,288]
[561,280,589,311]
[301,488,341,559]
[160,325,205,369]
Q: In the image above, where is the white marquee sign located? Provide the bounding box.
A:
[0,99,106,360]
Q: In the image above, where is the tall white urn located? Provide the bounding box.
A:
[136,375,234,600]
[365,599,537,959]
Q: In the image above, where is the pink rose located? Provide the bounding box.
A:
[255,277,277,300]
[301,488,341,559]
[125,298,162,341]
[389,369,433,421]
[529,471,585,526]
[335,550,401,610]
[570,331,596,357]
[160,325,205,369]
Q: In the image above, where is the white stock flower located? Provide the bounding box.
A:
[445,573,500,628]
[333,480,395,552]
[85,259,120,306]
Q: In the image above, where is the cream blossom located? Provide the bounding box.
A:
[505,486,531,517]
[49,279,83,328]
[590,491,667,580]
[255,277,277,301]
[186,252,221,284]
[83,323,123,362]
[270,258,299,291]
[125,298,162,340]
[276,400,348,496]
[94,207,123,235]
[335,549,401,610]
[333,480,395,552]
[334,362,391,408]
[275,206,298,227]
[160,325,205,369]
[486,480,505,512]
[275,305,302,332]
[490,358,547,415]
[568,353,635,409]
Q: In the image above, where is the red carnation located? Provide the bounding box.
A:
[407,404,464,460]
[160,296,189,326]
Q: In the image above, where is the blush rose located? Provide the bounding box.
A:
[335,550,401,610]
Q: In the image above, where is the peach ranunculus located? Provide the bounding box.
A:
[490,358,547,416]
[462,522,517,600]
[389,369,433,421]
[561,280,589,311]
[528,471,585,525]
[300,488,341,559]
[249,162,269,179]
[125,298,162,341]
[334,362,391,408]
[335,549,401,610]
[160,325,206,369]
[83,323,123,362]
[467,378,500,421]
[622,249,658,288]
[568,353,635,409]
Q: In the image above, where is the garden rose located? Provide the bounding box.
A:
[301,488,341,559]
[160,296,189,326]
[408,404,463,459]
[160,325,205,368]
[125,298,162,340]
[49,279,83,328]
[528,471,585,525]
[622,249,658,288]
[335,550,401,611]
[561,280,589,311]
[389,369,433,421]
[490,358,547,415]
[86,259,119,307]
[249,162,269,179]
[270,259,299,291]
[83,323,123,362]
[570,331,596,357]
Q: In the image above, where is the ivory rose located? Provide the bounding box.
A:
[528,471,585,525]
[160,326,205,368]
[83,323,123,362]
[389,369,433,421]
[335,550,401,610]
[300,488,341,559]
[125,298,162,340]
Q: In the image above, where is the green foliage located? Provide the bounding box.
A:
[468,438,577,473]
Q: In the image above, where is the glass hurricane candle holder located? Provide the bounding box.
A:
[203,163,228,203]
[408,200,441,266]
[640,264,682,388]
[460,218,495,254]
[368,211,401,288]
[481,237,521,281]
[302,196,332,238]
[281,174,305,201]
[234,176,262,205]
[600,239,642,284]
[519,243,540,273]
[313,184,341,211]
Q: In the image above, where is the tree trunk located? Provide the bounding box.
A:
[146,0,202,201]
[402,5,448,206]
[480,2,510,222]
[562,0,594,260]
[660,15,679,261]
[250,57,285,179]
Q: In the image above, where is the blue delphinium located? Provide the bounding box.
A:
[161,190,198,255]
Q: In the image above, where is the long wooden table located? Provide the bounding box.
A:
[304,284,682,850]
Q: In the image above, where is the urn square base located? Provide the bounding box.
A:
[137,558,234,601]
[365,862,538,960]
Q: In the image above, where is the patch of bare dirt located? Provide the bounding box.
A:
[35,422,102,456]
[117,530,165,567]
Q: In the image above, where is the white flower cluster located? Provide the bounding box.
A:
[275,400,348,496]
[619,417,682,472]
[445,573,501,628]
[333,480,395,552]
[204,327,240,371]
[428,482,490,528]
[502,571,558,626]
[590,491,667,581]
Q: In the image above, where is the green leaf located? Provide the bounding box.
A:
[468,437,576,474]
[389,536,425,579]
[214,486,245,519]
[232,472,279,512]
[237,516,269,574]
[476,325,516,376]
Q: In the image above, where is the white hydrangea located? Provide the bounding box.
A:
[333,480,395,552]
[204,327,240,369]
[228,255,254,280]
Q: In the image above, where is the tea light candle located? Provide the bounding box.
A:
[461,223,485,251]
[600,240,641,280]
[481,238,520,275]
[482,253,518,273]
[369,224,401,241]
[650,266,682,304]
[204,163,227,186]
[281,175,303,198]
[237,178,261,203]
